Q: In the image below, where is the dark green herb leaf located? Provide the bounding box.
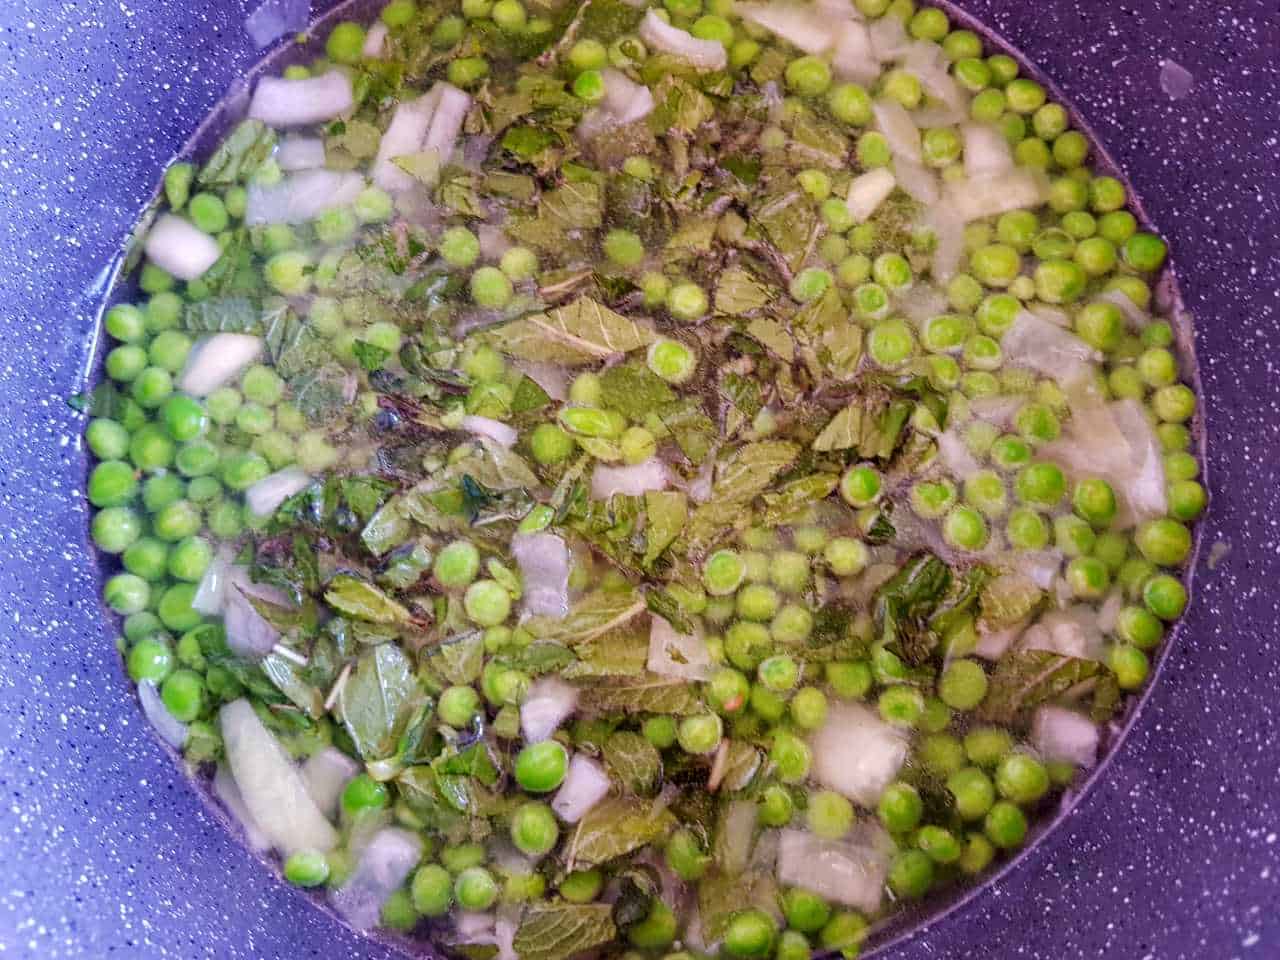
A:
[353,340,391,372]
[260,653,325,718]
[492,296,658,365]
[603,731,662,795]
[577,676,704,715]
[199,119,277,186]
[524,589,646,644]
[873,553,953,664]
[512,903,616,960]
[324,575,411,625]
[570,797,677,868]
[598,363,676,421]
[339,643,423,760]
[979,651,1104,727]
[643,490,687,569]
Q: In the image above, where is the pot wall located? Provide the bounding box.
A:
[0,1,1277,957]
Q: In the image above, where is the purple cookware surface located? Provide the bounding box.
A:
[1,0,1278,957]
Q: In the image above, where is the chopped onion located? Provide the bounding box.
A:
[926,201,965,282]
[245,168,367,225]
[424,83,471,160]
[212,763,272,853]
[1097,589,1124,634]
[969,394,1024,425]
[776,825,892,914]
[1031,705,1099,768]
[192,550,233,615]
[362,20,388,58]
[477,224,511,262]
[514,360,569,401]
[371,90,440,192]
[455,909,520,960]
[808,702,909,806]
[301,747,361,820]
[578,68,655,141]
[936,429,981,478]
[648,615,713,682]
[1001,310,1100,387]
[1098,289,1151,330]
[178,333,263,396]
[591,458,670,499]
[873,98,922,163]
[330,828,424,930]
[511,532,571,619]
[1020,607,1105,661]
[892,157,938,204]
[521,676,578,743]
[460,415,518,448]
[974,620,1024,661]
[552,754,611,823]
[962,122,1013,179]
[942,169,1050,222]
[845,168,896,223]
[867,12,909,60]
[736,3,835,55]
[718,800,758,875]
[1159,58,1194,100]
[639,9,727,71]
[144,214,222,282]
[223,570,292,659]
[244,0,310,49]
[219,699,339,857]
[138,679,188,748]
[832,21,878,84]
[1041,397,1167,527]
[248,71,354,127]
[245,467,312,517]
[894,283,947,323]
[276,134,327,171]
[902,40,966,119]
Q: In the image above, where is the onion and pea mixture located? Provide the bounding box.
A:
[81,0,1202,954]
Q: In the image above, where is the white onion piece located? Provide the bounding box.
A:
[718,800,758,875]
[648,615,712,682]
[220,699,339,857]
[893,157,938,204]
[178,333,263,396]
[477,224,511,262]
[974,620,1024,661]
[845,168,896,223]
[578,68,656,141]
[1097,589,1124,634]
[276,135,326,171]
[192,550,233,615]
[873,99,922,163]
[245,168,367,225]
[1108,399,1169,523]
[511,532,571,619]
[213,763,272,852]
[1098,289,1151,330]
[371,90,440,192]
[943,169,1049,222]
[832,21,878,84]
[591,458,670,499]
[736,3,834,54]
[222,569,292,659]
[639,10,727,71]
[301,747,362,820]
[969,394,1023,425]
[868,12,909,60]
[808,703,908,806]
[1032,705,1099,768]
[552,754,612,823]
[1001,311,1100,387]
[331,828,424,930]
[248,71,354,126]
[362,21,388,58]
[461,415,518,448]
[895,284,947,324]
[423,83,471,160]
[514,360,569,401]
[776,826,891,914]
[521,676,579,743]
[962,122,1013,179]
[138,680,188,748]
[245,0,310,49]
[936,430,981,478]
[245,467,312,517]
[1020,607,1105,661]
[926,201,965,282]
[144,214,222,282]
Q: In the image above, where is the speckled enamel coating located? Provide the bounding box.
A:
[0,0,1277,957]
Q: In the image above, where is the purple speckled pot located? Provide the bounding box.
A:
[1,1,1278,957]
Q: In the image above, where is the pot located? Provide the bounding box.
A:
[0,0,1277,957]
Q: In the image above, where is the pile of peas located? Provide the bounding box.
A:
[81,0,1205,951]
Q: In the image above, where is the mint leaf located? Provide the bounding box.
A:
[324,575,411,625]
[513,903,617,960]
[570,797,677,868]
[493,297,658,366]
[339,644,423,760]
